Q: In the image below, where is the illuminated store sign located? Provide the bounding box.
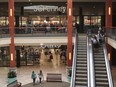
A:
[24,5,66,13]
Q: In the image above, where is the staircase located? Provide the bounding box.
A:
[75,35,88,87]
[93,45,109,87]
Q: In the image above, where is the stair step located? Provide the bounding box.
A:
[95,67,106,70]
[94,61,105,64]
[77,52,87,55]
[76,77,87,81]
[77,50,87,52]
[94,53,104,55]
[76,70,87,74]
[75,81,87,86]
[96,78,108,81]
[77,61,87,63]
[76,67,87,70]
[94,55,104,57]
[96,82,109,86]
[77,55,87,58]
[94,58,105,61]
[78,48,87,50]
[95,74,107,78]
[76,64,87,67]
[77,57,87,59]
[76,73,87,77]
[95,64,105,67]
[75,85,87,87]
[95,71,107,74]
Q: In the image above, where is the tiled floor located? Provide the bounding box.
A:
[0,49,116,87]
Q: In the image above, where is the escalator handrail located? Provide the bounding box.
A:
[87,36,90,87]
[89,37,95,87]
[103,44,114,87]
[70,31,77,87]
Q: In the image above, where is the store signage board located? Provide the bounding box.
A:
[24,5,66,13]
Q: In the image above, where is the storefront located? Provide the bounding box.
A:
[0,47,10,67]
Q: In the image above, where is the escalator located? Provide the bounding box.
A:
[75,35,88,87]
[93,44,113,87]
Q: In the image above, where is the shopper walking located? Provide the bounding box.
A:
[38,70,43,84]
[31,71,36,85]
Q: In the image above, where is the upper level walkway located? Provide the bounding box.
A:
[0,26,76,46]
[0,27,116,49]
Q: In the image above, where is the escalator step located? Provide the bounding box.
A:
[76,64,87,67]
[77,50,87,52]
[94,58,105,61]
[96,82,109,86]
[77,55,87,57]
[94,61,105,64]
[76,73,87,77]
[76,70,87,73]
[77,52,87,55]
[94,55,104,57]
[96,78,108,82]
[75,77,87,81]
[95,74,107,78]
[75,85,87,87]
[75,81,87,85]
[95,71,107,74]
[95,67,106,70]
[76,67,87,70]
[95,64,105,67]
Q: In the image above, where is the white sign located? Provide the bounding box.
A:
[24,5,66,13]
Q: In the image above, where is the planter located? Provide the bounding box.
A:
[7,77,16,84]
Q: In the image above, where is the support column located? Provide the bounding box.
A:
[67,0,73,66]
[9,0,15,67]
[105,0,112,64]
[106,0,112,28]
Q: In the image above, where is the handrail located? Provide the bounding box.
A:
[70,30,77,87]
[89,37,95,87]
[103,44,114,87]
[87,36,90,87]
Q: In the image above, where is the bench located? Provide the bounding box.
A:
[46,73,62,82]
[7,80,21,87]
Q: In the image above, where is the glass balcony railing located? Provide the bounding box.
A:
[0,26,76,38]
[107,28,116,41]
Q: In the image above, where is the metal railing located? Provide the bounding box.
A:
[107,28,116,41]
[0,26,76,38]
[103,44,114,87]
[70,30,77,87]
[89,36,95,87]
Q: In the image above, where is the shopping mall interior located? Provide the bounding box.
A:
[0,0,116,87]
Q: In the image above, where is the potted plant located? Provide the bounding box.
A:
[7,71,17,84]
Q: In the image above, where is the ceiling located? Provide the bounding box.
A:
[0,0,115,2]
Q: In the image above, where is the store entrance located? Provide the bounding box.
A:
[17,45,67,66]
[84,16,101,34]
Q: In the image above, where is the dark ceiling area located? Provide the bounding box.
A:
[0,1,116,16]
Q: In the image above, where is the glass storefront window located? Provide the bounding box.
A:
[0,17,8,26]
[84,16,101,33]
[19,16,28,26]
[0,47,10,67]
